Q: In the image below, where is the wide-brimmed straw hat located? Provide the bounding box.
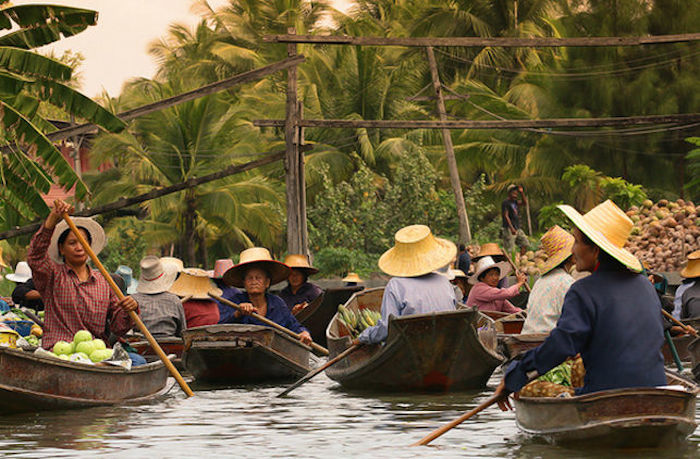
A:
[558,200,642,273]
[169,268,222,300]
[447,268,468,281]
[342,272,362,283]
[283,254,319,275]
[211,259,234,279]
[681,250,700,279]
[223,248,291,288]
[472,243,504,261]
[469,256,512,285]
[49,217,106,264]
[6,261,31,283]
[539,225,575,276]
[378,225,457,277]
[137,256,178,294]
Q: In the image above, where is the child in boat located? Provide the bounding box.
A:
[465,256,527,314]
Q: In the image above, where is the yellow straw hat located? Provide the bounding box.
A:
[558,200,642,273]
[378,225,457,277]
[283,254,319,275]
[472,243,504,261]
[342,272,362,283]
[681,250,700,279]
[539,225,575,276]
[223,247,292,288]
[169,268,222,300]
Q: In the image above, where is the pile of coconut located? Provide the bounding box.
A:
[515,250,546,277]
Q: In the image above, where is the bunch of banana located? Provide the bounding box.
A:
[336,305,382,337]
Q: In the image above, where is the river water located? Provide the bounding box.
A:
[0,368,698,458]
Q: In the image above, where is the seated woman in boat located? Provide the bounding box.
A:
[209,258,241,309]
[472,243,509,287]
[355,225,457,345]
[169,268,222,327]
[674,250,699,319]
[494,200,666,408]
[448,269,469,303]
[131,256,186,338]
[520,226,575,334]
[279,254,323,315]
[465,256,526,314]
[218,248,312,345]
[27,200,143,363]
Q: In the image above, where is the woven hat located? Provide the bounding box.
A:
[447,268,468,281]
[211,259,234,279]
[223,247,291,288]
[49,217,106,264]
[469,256,512,285]
[283,254,319,275]
[539,225,575,276]
[472,243,504,261]
[378,225,456,277]
[161,257,184,275]
[137,256,178,294]
[169,268,222,300]
[6,261,31,283]
[681,250,700,279]
[342,272,363,283]
[558,200,642,273]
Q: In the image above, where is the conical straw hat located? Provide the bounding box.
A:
[378,225,456,277]
[283,254,319,275]
[342,272,362,283]
[469,256,512,285]
[169,268,222,300]
[223,247,291,288]
[49,217,106,264]
[472,243,504,261]
[539,225,575,276]
[681,250,700,279]
[558,200,642,273]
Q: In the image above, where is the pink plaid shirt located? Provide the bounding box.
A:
[28,224,134,349]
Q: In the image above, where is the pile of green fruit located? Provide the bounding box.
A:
[336,305,381,338]
[51,330,114,363]
[23,335,40,346]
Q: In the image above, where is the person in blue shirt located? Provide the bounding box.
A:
[494,200,666,408]
[219,247,312,345]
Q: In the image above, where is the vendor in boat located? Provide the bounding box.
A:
[210,258,241,310]
[520,226,575,334]
[131,256,186,338]
[678,251,700,320]
[465,256,527,314]
[169,268,222,327]
[355,225,457,345]
[8,261,44,311]
[494,200,666,408]
[279,254,323,315]
[472,242,509,287]
[27,200,139,353]
[219,248,312,345]
[448,268,469,303]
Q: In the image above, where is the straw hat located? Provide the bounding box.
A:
[681,250,700,279]
[137,256,178,294]
[469,256,512,285]
[472,243,504,261]
[223,247,291,288]
[539,225,575,276]
[558,200,642,273]
[378,225,456,277]
[6,261,31,283]
[342,272,363,283]
[161,257,184,275]
[447,269,468,281]
[49,217,106,264]
[211,259,234,279]
[169,268,222,300]
[283,254,319,275]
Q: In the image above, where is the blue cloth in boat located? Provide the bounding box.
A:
[358,273,456,345]
[217,291,308,334]
[504,259,666,395]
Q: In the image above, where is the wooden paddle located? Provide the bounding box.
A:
[210,293,329,356]
[277,343,362,397]
[62,214,194,398]
[661,310,698,337]
[502,250,531,293]
[412,394,501,446]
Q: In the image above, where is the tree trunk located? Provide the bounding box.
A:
[184,192,197,266]
[198,231,208,269]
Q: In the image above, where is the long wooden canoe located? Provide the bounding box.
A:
[0,347,172,412]
[128,336,185,370]
[182,324,312,384]
[514,371,698,447]
[295,286,363,347]
[325,288,504,391]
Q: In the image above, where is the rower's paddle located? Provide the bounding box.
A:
[412,394,500,446]
[62,214,194,398]
[502,250,531,293]
[661,310,698,337]
[277,343,362,397]
[210,293,329,356]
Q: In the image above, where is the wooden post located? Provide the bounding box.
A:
[285,27,303,254]
[298,101,309,256]
[426,46,472,244]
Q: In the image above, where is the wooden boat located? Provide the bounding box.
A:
[514,371,699,447]
[182,324,312,384]
[480,310,525,334]
[295,286,363,347]
[688,338,700,381]
[662,334,694,363]
[499,333,547,359]
[325,288,504,392]
[0,347,171,412]
[128,336,185,370]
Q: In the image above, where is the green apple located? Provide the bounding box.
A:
[92,339,107,351]
[73,330,92,344]
[52,340,72,355]
[75,340,96,356]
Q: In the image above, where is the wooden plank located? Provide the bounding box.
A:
[264,33,700,47]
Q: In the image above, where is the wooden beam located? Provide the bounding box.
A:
[264,33,700,48]
[253,113,700,129]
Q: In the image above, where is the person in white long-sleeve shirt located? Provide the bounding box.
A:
[673,250,700,319]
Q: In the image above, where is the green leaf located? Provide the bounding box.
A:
[0,46,71,80]
[0,4,96,31]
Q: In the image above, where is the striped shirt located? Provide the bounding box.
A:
[132,292,186,338]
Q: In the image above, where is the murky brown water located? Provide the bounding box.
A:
[0,368,698,458]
